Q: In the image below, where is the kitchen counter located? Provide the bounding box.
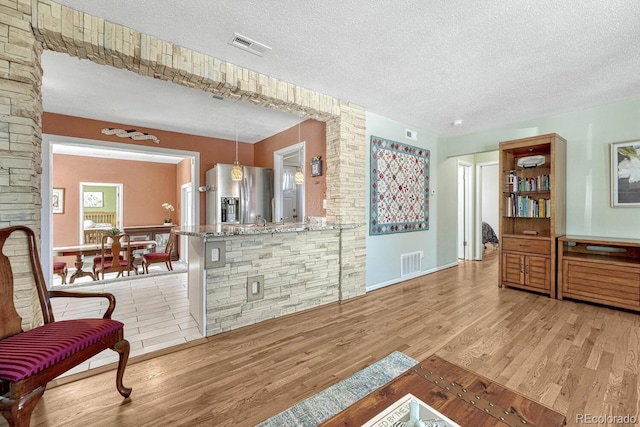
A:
[176,221,364,337]
[174,222,360,237]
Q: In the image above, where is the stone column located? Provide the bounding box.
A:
[326,102,367,300]
[0,0,44,327]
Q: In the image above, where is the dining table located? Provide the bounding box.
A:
[52,239,156,283]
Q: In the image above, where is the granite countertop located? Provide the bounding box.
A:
[174,222,361,237]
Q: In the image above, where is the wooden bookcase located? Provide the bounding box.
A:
[558,236,640,311]
[498,133,566,297]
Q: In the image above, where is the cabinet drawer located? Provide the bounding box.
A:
[563,259,640,306]
[502,237,550,255]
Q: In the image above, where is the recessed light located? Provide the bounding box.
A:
[452,119,463,127]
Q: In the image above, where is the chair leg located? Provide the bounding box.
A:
[60,267,67,284]
[111,339,132,398]
[0,385,46,427]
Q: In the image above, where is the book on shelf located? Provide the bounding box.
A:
[538,198,545,218]
[505,194,551,218]
[504,172,550,193]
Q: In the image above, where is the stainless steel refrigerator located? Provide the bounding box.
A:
[205,164,273,225]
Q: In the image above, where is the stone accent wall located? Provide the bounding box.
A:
[325,104,367,300]
[1,0,368,328]
[0,0,44,328]
[206,230,341,335]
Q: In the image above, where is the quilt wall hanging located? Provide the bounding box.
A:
[370,135,430,235]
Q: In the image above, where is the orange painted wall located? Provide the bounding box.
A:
[53,154,177,248]
[254,119,327,216]
[43,113,328,222]
[44,113,252,226]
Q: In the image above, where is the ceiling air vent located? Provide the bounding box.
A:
[228,33,272,57]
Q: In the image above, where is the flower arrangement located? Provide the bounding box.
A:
[162,203,175,224]
[103,227,122,236]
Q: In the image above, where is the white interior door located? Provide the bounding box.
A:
[181,183,193,262]
[457,162,473,260]
[274,142,305,223]
[282,165,299,222]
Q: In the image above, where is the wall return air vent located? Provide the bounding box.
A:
[228,33,272,57]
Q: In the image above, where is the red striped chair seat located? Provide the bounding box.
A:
[0,319,123,382]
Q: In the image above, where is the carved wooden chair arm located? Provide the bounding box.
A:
[48,290,117,319]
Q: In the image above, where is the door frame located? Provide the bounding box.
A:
[273,141,305,223]
[45,134,203,336]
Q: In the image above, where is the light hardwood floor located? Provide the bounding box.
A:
[27,250,640,427]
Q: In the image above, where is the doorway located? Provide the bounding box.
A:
[80,182,123,243]
[476,162,499,260]
[44,135,204,357]
[274,141,305,223]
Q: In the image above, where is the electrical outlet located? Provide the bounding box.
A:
[247,275,264,301]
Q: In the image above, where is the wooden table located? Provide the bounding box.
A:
[53,240,156,283]
[321,355,566,427]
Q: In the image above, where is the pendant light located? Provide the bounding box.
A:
[294,117,304,184]
[231,105,243,181]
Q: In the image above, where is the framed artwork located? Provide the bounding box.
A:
[611,140,640,207]
[370,135,430,235]
[83,191,104,208]
[52,188,64,214]
[310,156,322,177]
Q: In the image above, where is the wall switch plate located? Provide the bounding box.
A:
[322,199,327,209]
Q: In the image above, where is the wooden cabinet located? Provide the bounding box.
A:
[503,252,550,291]
[558,236,640,311]
[499,134,566,297]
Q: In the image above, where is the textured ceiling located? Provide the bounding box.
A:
[45,0,640,143]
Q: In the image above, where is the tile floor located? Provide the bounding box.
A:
[50,264,201,377]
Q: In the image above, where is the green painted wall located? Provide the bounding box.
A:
[366,97,640,289]
[365,112,442,290]
[434,97,640,268]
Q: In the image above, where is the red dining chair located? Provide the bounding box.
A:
[53,261,67,284]
[93,234,132,280]
[142,232,175,274]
